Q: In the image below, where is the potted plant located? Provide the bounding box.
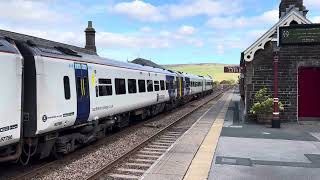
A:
[250,88,284,124]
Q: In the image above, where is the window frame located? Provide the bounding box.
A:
[128,79,137,94]
[138,79,146,93]
[160,80,165,90]
[63,76,71,100]
[147,80,153,92]
[97,78,113,97]
[115,78,126,95]
[154,80,160,91]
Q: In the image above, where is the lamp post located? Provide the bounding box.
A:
[272,48,281,128]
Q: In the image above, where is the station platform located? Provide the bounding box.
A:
[141,89,320,180]
[141,90,234,180]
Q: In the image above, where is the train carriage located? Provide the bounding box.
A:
[0,33,215,163]
[0,38,23,162]
[13,41,178,160]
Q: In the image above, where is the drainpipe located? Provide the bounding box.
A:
[272,51,281,128]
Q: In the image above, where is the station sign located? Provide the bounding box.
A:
[279,24,320,46]
[224,66,240,73]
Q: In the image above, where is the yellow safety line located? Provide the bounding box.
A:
[183,92,233,180]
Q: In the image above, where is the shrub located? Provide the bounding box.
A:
[250,88,284,115]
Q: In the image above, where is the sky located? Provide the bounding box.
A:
[1,0,320,65]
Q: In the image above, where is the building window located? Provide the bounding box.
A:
[147,80,153,92]
[63,76,71,100]
[128,79,137,94]
[160,80,165,90]
[138,80,146,93]
[98,78,112,96]
[115,78,126,95]
[154,81,160,91]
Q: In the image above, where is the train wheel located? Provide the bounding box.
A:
[50,145,64,160]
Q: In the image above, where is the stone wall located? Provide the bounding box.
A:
[244,42,320,122]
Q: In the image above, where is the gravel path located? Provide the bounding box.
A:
[10,92,222,180]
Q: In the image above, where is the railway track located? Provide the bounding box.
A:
[86,90,225,180]
[7,89,228,180]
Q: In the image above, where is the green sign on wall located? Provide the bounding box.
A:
[279,24,320,46]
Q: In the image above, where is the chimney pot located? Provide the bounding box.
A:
[85,20,97,53]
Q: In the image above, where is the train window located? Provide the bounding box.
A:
[166,81,169,90]
[147,80,153,92]
[128,79,137,94]
[154,81,160,91]
[98,78,112,96]
[115,78,126,95]
[83,77,89,97]
[99,79,111,84]
[76,77,82,98]
[160,80,165,90]
[63,76,71,100]
[138,80,146,93]
[99,86,112,96]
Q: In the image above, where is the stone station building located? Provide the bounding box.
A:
[240,0,320,122]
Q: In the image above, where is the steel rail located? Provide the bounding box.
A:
[85,90,225,180]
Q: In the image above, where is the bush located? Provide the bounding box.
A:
[250,88,284,115]
[220,80,235,85]
[213,81,220,86]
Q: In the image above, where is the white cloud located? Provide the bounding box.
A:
[96,32,170,49]
[310,16,320,23]
[0,0,70,23]
[210,28,268,55]
[207,9,278,29]
[112,0,165,22]
[140,26,153,33]
[110,0,242,22]
[168,0,242,19]
[305,0,320,10]
[178,25,196,35]
[185,39,204,47]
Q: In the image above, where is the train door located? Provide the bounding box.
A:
[176,76,181,98]
[74,63,90,124]
[181,77,185,96]
[166,75,175,99]
[185,77,190,95]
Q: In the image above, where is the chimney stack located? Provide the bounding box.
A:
[85,21,96,53]
[279,0,308,18]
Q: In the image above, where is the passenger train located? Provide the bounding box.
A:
[0,36,214,164]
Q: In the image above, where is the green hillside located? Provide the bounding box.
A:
[164,63,239,82]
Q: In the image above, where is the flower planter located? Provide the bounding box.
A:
[257,114,273,124]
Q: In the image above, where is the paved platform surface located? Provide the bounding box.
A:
[209,91,320,180]
[141,90,233,180]
[142,89,320,180]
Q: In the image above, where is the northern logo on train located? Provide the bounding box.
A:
[42,115,48,122]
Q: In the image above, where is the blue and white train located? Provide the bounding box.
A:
[0,36,214,163]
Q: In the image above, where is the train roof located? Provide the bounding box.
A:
[0,37,20,54]
[0,29,175,75]
[182,72,203,79]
